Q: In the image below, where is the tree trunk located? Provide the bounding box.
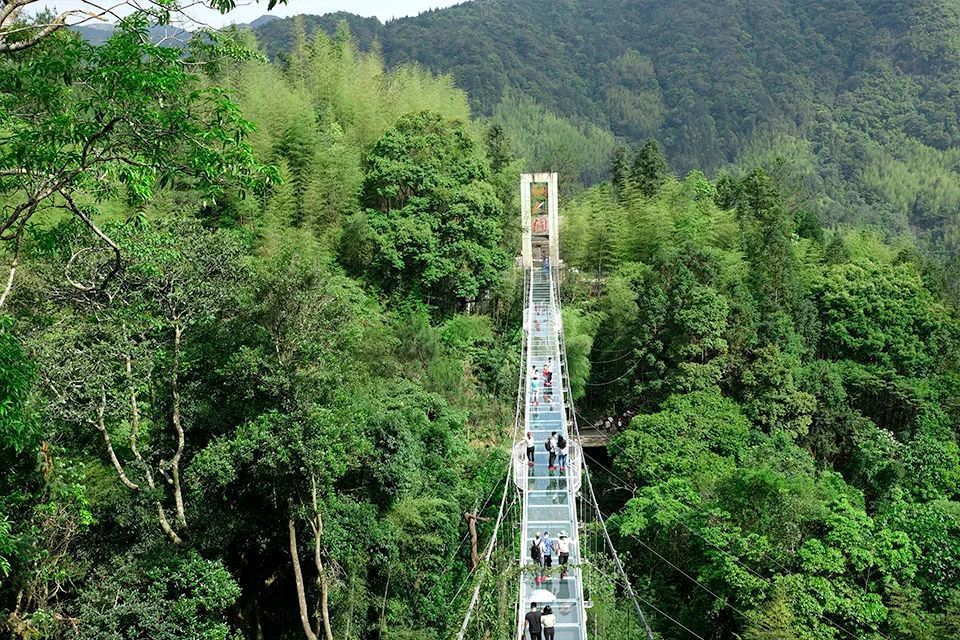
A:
[288,512,318,640]
[310,473,334,640]
[170,323,187,530]
[464,511,490,571]
[466,512,479,571]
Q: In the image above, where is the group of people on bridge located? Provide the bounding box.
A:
[530,529,571,584]
[525,431,569,472]
[523,602,557,640]
[529,359,555,407]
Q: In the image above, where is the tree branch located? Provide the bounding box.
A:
[0,218,25,308]
[90,386,141,491]
[125,352,156,490]
[59,190,122,292]
[170,322,187,530]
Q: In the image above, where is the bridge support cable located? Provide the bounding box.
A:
[580,462,655,640]
[454,270,531,639]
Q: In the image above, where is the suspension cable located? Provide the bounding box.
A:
[582,458,655,640]
[552,264,655,640]
[455,268,531,639]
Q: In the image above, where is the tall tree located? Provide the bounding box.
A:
[630,138,670,197]
[736,169,800,344]
[355,111,508,313]
[484,124,511,174]
[611,145,630,196]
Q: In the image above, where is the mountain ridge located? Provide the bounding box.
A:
[248,0,960,252]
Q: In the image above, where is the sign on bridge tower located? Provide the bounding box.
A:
[521,172,560,270]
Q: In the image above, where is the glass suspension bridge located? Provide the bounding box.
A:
[455,174,653,640]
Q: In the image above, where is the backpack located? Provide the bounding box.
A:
[557,435,566,450]
[530,541,542,562]
[543,440,552,452]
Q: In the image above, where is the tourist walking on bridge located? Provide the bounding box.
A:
[557,434,568,472]
[541,606,556,640]
[524,602,543,640]
[526,431,535,466]
[547,432,558,470]
[557,531,570,578]
[531,533,546,585]
[542,530,555,575]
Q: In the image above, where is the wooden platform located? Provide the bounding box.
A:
[576,427,615,449]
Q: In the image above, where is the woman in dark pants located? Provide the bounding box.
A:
[541,606,556,640]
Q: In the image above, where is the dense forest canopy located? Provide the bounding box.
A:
[1,1,959,639]
[1,10,520,638]
[561,148,960,637]
[245,0,960,260]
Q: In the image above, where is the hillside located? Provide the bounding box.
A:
[251,0,960,252]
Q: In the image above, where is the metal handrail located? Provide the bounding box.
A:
[548,263,589,638]
[516,264,535,640]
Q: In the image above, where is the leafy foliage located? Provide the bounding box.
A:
[563,165,960,638]
[251,0,960,250]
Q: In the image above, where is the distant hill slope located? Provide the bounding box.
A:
[260,2,960,247]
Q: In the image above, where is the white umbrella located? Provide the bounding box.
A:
[527,588,556,604]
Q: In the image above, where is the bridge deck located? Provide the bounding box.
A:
[517,265,587,639]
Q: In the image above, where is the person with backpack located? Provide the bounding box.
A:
[556,434,568,472]
[530,533,545,585]
[524,602,543,640]
[526,431,535,466]
[546,432,558,470]
[541,605,556,640]
[542,531,555,575]
[556,531,571,578]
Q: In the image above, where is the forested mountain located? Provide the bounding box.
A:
[251,0,960,255]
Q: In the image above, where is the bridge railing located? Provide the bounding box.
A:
[547,263,590,638]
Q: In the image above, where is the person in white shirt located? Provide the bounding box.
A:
[556,531,571,578]
[541,606,556,640]
[525,431,535,466]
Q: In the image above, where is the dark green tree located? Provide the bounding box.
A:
[484,124,511,174]
[611,145,630,196]
[630,138,670,197]
[736,169,800,344]
[823,232,852,265]
[356,111,508,313]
